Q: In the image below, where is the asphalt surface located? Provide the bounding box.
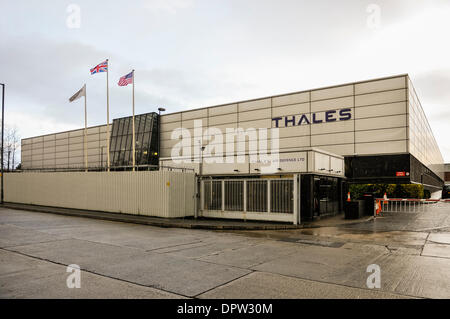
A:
[1,202,450,299]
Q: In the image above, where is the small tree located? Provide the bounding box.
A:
[1,125,20,171]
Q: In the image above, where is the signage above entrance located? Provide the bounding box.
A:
[272,108,352,128]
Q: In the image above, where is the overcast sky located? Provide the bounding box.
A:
[1,0,449,162]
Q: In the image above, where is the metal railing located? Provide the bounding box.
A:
[247,180,268,212]
[270,179,294,213]
[202,178,293,214]
[376,198,437,213]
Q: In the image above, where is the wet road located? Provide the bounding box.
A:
[1,202,450,299]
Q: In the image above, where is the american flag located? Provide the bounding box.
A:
[90,60,108,74]
[118,71,133,86]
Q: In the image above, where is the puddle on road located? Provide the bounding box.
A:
[230,224,429,248]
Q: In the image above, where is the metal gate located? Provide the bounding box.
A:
[377,198,437,213]
[201,177,298,223]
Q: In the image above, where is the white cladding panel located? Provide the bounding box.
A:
[408,78,444,179]
[162,150,344,176]
[5,171,195,218]
[21,125,107,169]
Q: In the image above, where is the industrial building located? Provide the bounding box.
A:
[18,74,445,223]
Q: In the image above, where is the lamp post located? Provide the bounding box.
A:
[1,83,4,204]
[157,107,165,167]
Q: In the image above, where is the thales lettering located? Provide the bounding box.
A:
[272,108,352,128]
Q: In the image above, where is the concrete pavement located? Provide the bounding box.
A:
[1,203,450,299]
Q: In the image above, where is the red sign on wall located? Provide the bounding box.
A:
[396,171,406,177]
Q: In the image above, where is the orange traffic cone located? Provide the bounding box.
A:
[347,192,351,202]
[376,199,382,215]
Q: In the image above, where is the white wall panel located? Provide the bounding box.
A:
[239,119,272,129]
[55,151,68,159]
[355,76,406,95]
[31,148,43,155]
[203,161,249,175]
[355,127,407,143]
[238,108,271,122]
[55,139,68,146]
[355,140,407,155]
[22,150,31,156]
[32,142,43,150]
[208,103,237,116]
[5,171,195,218]
[87,141,99,149]
[276,125,310,138]
[69,143,83,151]
[87,134,99,142]
[272,103,309,117]
[55,145,68,153]
[311,85,353,101]
[208,113,238,126]
[32,154,43,161]
[182,108,208,120]
[69,130,83,137]
[56,132,69,139]
[69,136,83,144]
[272,92,309,106]
[238,98,271,112]
[318,144,354,156]
[43,153,55,160]
[160,121,182,132]
[43,140,55,148]
[56,158,69,165]
[87,127,100,135]
[182,118,207,129]
[160,112,181,123]
[250,151,308,173]
[279,136,310,149]
[311,96,353,112]
[355,101,406,119]
[355,89,406,107]
[355,115,406,131]
[311,132,354,146]
[311,120,354,135]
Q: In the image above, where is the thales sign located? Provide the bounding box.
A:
[272,108,352,128]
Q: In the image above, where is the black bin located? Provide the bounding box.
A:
[362,192,375,216]
[344,200,365,219]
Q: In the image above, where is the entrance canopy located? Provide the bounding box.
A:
[160,148,344,177]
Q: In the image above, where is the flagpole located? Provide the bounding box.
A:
[132,70,136,171]
[106,59,110,172]
[84,84,88,172]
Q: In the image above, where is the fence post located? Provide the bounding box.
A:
[243,180,247,213]
[293,174,298,225]
[200,179,204,213]
[221,180,225,212]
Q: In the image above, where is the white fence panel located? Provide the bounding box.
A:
[4,171,195,218]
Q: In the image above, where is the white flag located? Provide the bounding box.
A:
[69,84,86,102]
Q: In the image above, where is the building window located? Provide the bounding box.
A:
[109,112,159,169]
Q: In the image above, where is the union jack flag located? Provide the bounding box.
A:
[118,71,133,86]
[90,60,108,74]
